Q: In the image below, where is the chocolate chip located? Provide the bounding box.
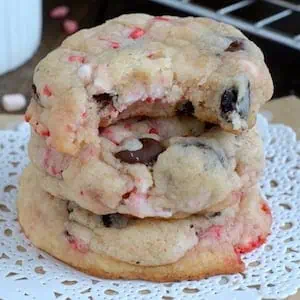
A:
[225,40,245,52]
[204,122,217,130]
[32,84,43,107]
[102,214,129,229]
[190,224,194,228]
[220,81,250,122]
[64,230,71,237]
[136,261,140,264]
[115,138,164,165]
[220,88,238,120]
[32,84,37,94]
[176,101,194,116]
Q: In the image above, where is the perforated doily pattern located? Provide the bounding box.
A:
[0,118,300,300]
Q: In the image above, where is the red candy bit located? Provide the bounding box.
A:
[149,128,159,135]
[145,97,155,104]
[63,19,79,35]
[122,187,137,199]
[43,85,52,97]
[207,225,223,240]
[154,16,170,21]
[51,166,58,176]
[68,55,85,63]
[129,27,145,40]
[124,123,132,129]
[67,235,88,253]
[49,5,70,19]
[198,225,223,240]
[234,235,266,255]
[99,38,120,49]
[261,202,271,215]
[81,111,87,118]
[111,41,120,49]
[147,53,154,59]
[40,130,50,137]
[24,114,31,122]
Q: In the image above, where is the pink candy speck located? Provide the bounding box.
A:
[68,55,85,63]
[149,128,158,135]
[99,38,120,49]
[63,19,79,35]
[43,85,52,97]
[154,16,169,21]
[49,5,70,19]
[129,28,145,40]
[40,130,50,137]
[111,41,120,49]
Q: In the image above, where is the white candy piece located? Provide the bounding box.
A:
[78,64,92,83]
[121,138,143,151]
[2,93,27,112]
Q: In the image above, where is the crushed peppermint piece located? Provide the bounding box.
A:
[43,85,52,97]
[129,28,145,40]
[68,55,85,63]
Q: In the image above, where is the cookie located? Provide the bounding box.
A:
[28,117,264,218]
[25,14,273,155]
[17,165,271,282]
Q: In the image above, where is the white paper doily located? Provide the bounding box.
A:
[0,116,300,300]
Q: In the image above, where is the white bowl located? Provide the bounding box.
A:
[0,0,42,76]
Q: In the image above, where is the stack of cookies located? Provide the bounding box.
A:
[18,14,273,282]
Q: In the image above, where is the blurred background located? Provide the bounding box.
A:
[1,0,300,113]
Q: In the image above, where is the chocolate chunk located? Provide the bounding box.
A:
[204,122,217,130]
[115,138,164,165]
[92,93,113,110]
[220,88,238,119]
[220,81,250,121]
[225,40,245,52]
[176,101,194,116]
[32,84,43,106]
[102,213,129,229]
[93,93,112,103]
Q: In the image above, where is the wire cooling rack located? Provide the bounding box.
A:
[150,0,300,50]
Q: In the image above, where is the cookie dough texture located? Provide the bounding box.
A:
[18,165,271,282]
[28,116,264,218]
[25,14,273,155]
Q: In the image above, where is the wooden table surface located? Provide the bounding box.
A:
[0,1,299,299]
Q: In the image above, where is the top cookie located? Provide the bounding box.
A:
[26,14,273,155]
